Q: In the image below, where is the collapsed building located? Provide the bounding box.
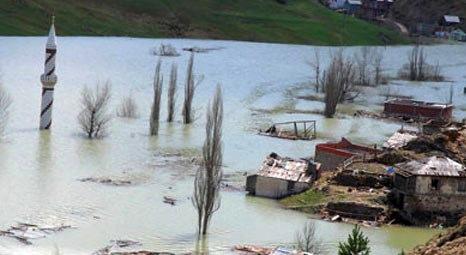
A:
[246,153,320,199]
[315,138,380,171]
[392,156,466,226]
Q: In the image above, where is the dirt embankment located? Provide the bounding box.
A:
[377,124,466,166]
[390,0,466,32]
[410,216,466,255]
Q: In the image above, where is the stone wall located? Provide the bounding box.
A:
[315,150,348,171]
[400,193,466,226]
[334,170,393,188]
[326,201,385,221]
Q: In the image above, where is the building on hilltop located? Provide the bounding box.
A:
[392,156,466,226]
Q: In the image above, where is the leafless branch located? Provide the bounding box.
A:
[116,94,138,118]
[192,85,223,236]
[167,63,178,122]
[78,82,112,139]
[150,59,163,135]
[0,84,12,138]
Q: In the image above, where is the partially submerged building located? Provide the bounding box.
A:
[246,153,319,199]
[384,99,453,122]
[315,138,380,171]
[392,156,466,226]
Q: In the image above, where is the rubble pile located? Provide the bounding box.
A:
[410,216,466,255]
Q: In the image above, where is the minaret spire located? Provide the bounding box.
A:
[39,16,58,130]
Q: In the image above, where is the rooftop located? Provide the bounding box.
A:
[256,153,316,183]
[316,138,379,158]
[385,99,452,109]
[396,156,465,177]
[444,15,461,24]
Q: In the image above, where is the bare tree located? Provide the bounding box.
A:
[78,82,112,139]
[0,84,12,138]
[323,51,357,118]
[354,47,374,86]
[152,43,180,57]
[372,48,385,85]
[308,48,321,92]
[398,45,444,82]
[167,63,178,122]
[192,85,223,236]
[150,59,163,135]
[116,94,138,118]
[182,53,196,124]
[295,222,321,254]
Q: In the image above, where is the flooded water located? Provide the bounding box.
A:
[1,37,465,254]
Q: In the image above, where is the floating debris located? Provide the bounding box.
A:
[79,177,133,186]
[163,196,177,206]
[182,46,224,53]
[0,222,72,245]
[94,239,175,255]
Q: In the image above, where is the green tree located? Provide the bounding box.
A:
[338,225,371,255]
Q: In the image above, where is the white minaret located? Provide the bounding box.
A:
[39,17,58,130]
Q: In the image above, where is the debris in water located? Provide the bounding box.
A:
[163,196,177,206]
[79,177,133,186]
[0,222,72,245]
[94,239,175,255]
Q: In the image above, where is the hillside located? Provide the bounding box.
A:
[0,0,406,45]
[410,216,466,255]
[391,0,466,32]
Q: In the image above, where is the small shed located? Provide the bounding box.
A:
[384,99,453,122]
[246,153,319,199]
[315,138,380,171]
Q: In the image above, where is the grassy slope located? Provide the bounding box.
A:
[0,0,406,45]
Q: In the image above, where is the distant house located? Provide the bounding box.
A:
[246,153,320,199]
[344,0,362,15]
[315,138,379,171]
[441,15,461,27]
[392,156,466,226]
[329,0,346,9]
[384,99,453,122]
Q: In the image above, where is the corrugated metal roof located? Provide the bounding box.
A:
[347,0,362,5]
[383,131,418,149]
[396,156,465,177]
[444,15,460,23]
[256,154,315,183]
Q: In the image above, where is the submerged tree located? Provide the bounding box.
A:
[167,63,178,122]
[116,94,138,118]
[323,51,357,118]
[0,84,12,138]
[192,85,223,236]
[150,59,163,135]
[78,82,112,139]
[308,48,321,92]
[398,45,444,82]
[182,53,196,124]
[338,225,371,255]
[295,222,321,254]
